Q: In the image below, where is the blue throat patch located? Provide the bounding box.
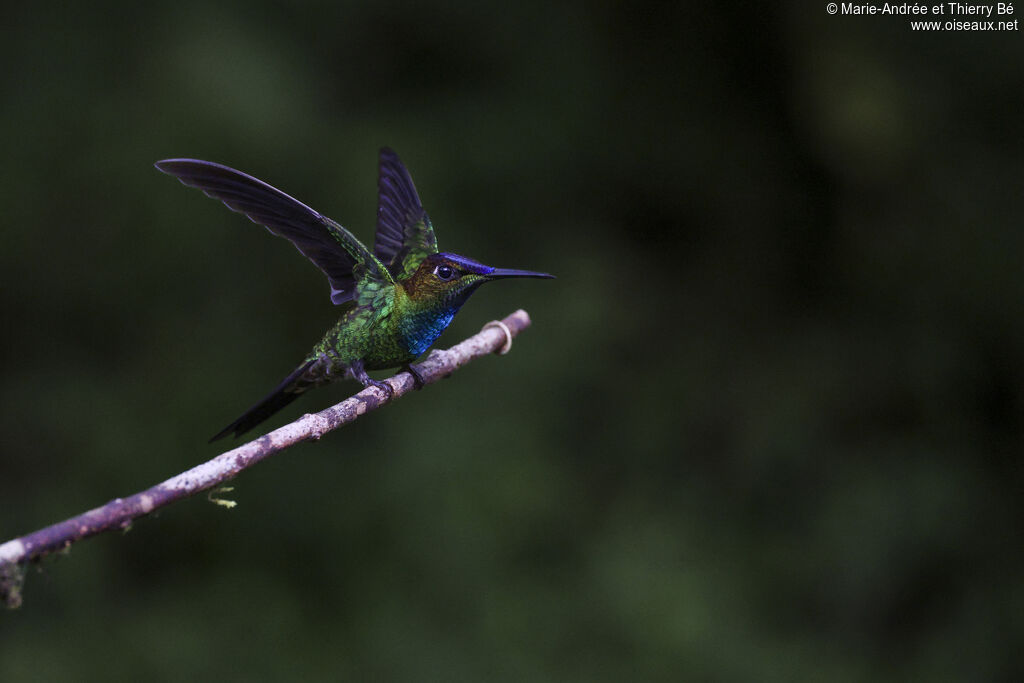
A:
[404,309,456,356]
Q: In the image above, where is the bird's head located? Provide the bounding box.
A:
[403,252,554,309]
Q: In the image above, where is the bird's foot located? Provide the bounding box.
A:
[350,360,395,400]
[365,378,395,399]
[404,363,427,390]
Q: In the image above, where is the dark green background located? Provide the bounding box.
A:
[2,2,1021,680]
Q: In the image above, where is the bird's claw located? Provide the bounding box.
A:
[367,378,395,399]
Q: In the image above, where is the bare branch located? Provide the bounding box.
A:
[0,309,534,608]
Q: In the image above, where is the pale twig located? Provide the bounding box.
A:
[0,309,534,608]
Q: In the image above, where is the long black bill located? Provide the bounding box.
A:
[487,267,556,280]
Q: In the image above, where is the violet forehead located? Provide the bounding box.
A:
[436,252,495,275]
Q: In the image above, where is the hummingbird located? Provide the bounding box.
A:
[156,148,554,441]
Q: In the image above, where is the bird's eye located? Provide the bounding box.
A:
[435,265,456,281]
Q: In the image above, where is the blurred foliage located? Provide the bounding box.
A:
[1,2,1022,681]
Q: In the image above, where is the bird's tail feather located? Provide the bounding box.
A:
[209,359,318,442]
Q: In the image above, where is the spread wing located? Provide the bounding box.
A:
[374,148,438,280]
[155,159,393,304]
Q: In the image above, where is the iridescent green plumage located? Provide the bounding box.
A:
[156,149,553,440]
